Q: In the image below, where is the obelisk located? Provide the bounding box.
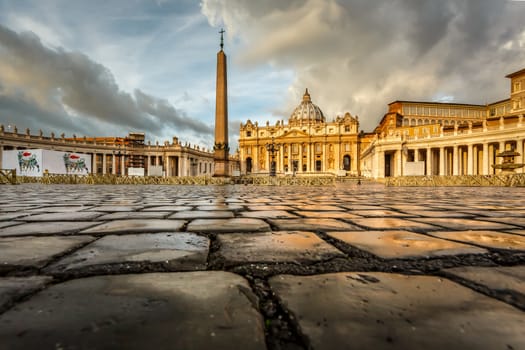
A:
[213,28,230,177]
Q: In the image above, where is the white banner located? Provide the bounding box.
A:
[2,149,91,176]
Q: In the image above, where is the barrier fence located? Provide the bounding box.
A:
[4,171,524,186]
[385,174,525,187]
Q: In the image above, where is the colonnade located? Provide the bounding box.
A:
[380,138,525,177]
[0,145,214,177]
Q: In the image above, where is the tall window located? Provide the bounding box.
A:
[343,155,351,171]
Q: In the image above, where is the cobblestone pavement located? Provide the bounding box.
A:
[0,183,524,350]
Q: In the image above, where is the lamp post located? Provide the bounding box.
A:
[265,137,281,177]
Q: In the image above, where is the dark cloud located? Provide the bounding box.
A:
[202,0,525,131]
[0,24,212,141]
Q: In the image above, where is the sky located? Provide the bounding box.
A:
[1,0,525,151]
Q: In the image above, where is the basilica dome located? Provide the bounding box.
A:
[289,89,326,125]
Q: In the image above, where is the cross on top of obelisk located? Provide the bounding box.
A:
[219,28,225,50]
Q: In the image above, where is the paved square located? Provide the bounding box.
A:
[0,184,523,349]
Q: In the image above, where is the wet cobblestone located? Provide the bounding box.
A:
[0,183,524,350]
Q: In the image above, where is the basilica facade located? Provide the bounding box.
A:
[238,89,361,176]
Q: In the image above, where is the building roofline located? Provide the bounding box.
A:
[506,67,525,78]
[487,98,510,106]
[388,100,486,108]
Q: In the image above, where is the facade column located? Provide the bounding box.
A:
[0,145,4,169]
[112,154,116,175]
[253,145,259,173]
[452,145,458,176]
[288,144,292,173]
[305,144,310,172]
[322,143,327,172]
[266,149,271,173]
[155,156,159,166]
[467,144,473,175]
[426,147,431,175]
[414,148,419,162]
[102,154,107,174]
[439,147,445,176]
[482,143,489,175]
[299,144,303,172]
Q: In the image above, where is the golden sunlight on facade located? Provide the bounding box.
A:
[238,89,361,176]
[360,67,525,178]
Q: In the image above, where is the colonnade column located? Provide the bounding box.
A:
[414,148,419,162]
[517,139,524,174]
[102,154,107,174]
[397,150,403,177]
[439,147,445,176]
[121,156,126,176]
[0,145,4,169]
[482,143,489,175]
[112,155,116,175]
[452,145,459,175]
[499,141,505,158]
[467,144,473,175]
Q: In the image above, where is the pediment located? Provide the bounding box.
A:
[280,129,310,138]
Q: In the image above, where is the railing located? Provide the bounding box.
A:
[234,174,336,186]
[16,174,233,185]
[13,173,339,186]
[385,174,525,187]
[0,169,17,185]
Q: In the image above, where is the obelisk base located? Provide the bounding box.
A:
[213,160,230,177]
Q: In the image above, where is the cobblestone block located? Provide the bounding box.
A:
[327,230,487,258]
[269,272,525,350]
[0,272,265,350]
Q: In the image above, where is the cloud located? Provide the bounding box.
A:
[201,0,525,131]
[0,24,212,143]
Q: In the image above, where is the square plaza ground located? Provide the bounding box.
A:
[0,183,524,349]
